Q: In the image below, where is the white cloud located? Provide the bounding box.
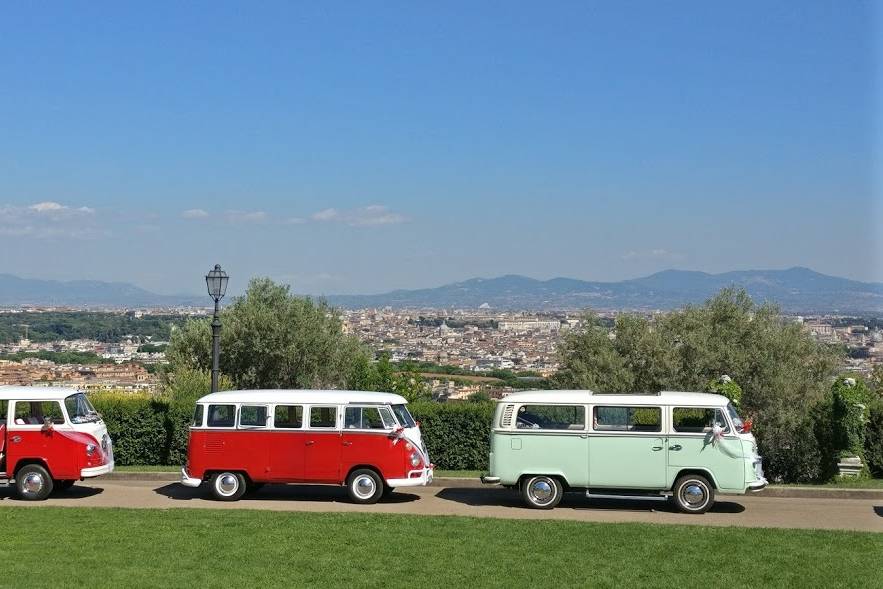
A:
[311,208,339,221]
[225,210,268,223]
[181,208,209,219]
[283,217,306,225]
[0,202,101,239]
[621,249,686,262]
[311,205,407,227]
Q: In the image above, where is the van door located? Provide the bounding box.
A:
[589,406,666,489]
[268,404,305,480]
[512,404,589,487]
[668,407,745,491]
[7,400,80,480]
[302,406,341,482]
[341,406,399,480]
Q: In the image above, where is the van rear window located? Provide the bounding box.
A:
[207,404,236,428]
[593,406,661,432]
[516,405,585,430]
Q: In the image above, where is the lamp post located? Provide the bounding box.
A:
[205,264,229,394]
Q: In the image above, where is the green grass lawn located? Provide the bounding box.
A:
[0,508,879,588]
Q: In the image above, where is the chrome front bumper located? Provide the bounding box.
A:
[81,460,114,478]
[386,466,434,487]
[480,475,501,485]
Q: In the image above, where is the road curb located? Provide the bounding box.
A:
[104,472,883,498]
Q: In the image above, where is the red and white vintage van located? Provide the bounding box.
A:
[181,390,433,503]
[1,386,114,500]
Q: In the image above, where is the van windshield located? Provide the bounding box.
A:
[726,403,745,432]
[65,393,100,424]
[391,404,416,428]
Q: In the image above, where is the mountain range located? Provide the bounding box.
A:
[1,268,881,314]
[323,267,883,314]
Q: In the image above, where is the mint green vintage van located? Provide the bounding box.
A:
[481,390,766,513]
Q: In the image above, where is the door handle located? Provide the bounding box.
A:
[669,444,682,451]
[651,446,663,451]
[11,435,21,444]
[305,440,315,446]
[579,434,588,439]
[342,441,353,447]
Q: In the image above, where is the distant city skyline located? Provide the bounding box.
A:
[1,3,880,294]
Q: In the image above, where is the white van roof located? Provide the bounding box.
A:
[197,389,409,406]
[500,390,730,407]
[0,386,81,402]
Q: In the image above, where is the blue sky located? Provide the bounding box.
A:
[1,2,879,295]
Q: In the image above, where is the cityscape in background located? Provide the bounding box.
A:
[1,303,880,399]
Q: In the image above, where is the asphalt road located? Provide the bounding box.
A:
[2,480,881,532]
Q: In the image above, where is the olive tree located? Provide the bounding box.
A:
[167,278,370,390]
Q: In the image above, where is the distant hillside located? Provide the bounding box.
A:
[323,267,883,313]
[0,274,203,307]
[2,267,881,313]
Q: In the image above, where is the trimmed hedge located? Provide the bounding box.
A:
[410,402,494,470]
[866,402,883,478]
[91,394,494,471]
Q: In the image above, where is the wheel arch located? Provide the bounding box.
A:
[672,468,718,489]
[345,464,384,484]
[14,458,52,478]
[518,472,570,490]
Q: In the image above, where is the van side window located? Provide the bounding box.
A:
[274,405,303,429]
[309,406,337,429]
[516,405,585,430]
[345,406,393,430]
[239,405,268,428]
[673,407,730,434]
[14,401,65,425]
[593,406,661,432]
[191,405,204,427]
[207,404,236,428]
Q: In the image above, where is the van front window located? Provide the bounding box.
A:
[726,403,745,432]
[391,404,416,428]
[64,393,100,424]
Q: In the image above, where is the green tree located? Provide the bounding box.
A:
[707,375,744,409]
[553,313,634,392]
[556,288,842,482]
[166,278,369,390]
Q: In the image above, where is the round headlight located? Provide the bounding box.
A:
[409,452,422,468]
[86,443,97,456]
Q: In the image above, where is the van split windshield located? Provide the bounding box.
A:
[65,393,101,424]
[391,404,416,428]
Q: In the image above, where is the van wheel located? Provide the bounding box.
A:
[521,475,563,509]
[672,474,714,514]
[347,469,383,504]
[209,472,246,501]
[16,464,54,501]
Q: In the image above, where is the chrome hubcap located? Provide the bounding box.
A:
[682,483,706,506]
[529,478,555,504]
[354,475,376,499]
[23,473,44,494]
[217,474,239,495]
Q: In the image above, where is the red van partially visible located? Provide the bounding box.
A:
[181,390,433,503]
[1,386,114,500]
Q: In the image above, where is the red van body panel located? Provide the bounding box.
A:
[3,428,99,479]
[187,429,411,484]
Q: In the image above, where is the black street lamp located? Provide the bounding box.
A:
[205,264,229,394]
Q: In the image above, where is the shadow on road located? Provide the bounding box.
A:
[435,487,745,514]
[874,506,882,518]
[0,484,104,502]
[153,483,419,504]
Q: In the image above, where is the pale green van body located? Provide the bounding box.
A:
[487,390,767,494]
